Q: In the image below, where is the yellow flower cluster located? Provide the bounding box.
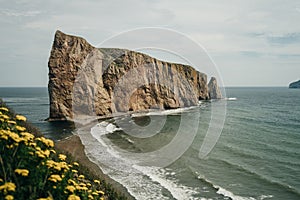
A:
[36,137,54,148]
[15,115,26,122]
[0,182,16,194]
[0,107,9,112]
[0,106,106,200]
[15,125,26,132]
[5,195,14,200]
[66,178,105,199]
[59,154,67,161]
[46,159,69,171]
[37,196,53,200]
[14,169,29,177]
[48,174,63,183]
[68,194,81,200]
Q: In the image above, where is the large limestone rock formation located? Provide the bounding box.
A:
[48,30,221,120]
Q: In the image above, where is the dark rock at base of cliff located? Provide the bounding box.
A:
[289,80,300,88]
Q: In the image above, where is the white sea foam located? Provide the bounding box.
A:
[134,165,203,200]
[225,97,237,101]
[196,172,255,200]
[82,120,257,200]
[78,121,207,200]
[215,185,255,200]
[258,195,273,200]
[131,106,197,118]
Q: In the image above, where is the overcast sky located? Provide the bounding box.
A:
[1,0,300,87]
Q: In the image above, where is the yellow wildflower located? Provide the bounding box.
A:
[36,152,46,159]
[59,154,67,161]
[1,115,10,120]
[6,144,14,149]
[93,180,100,184]
[46,160,69,171]
[75,185,88,191]
[15,125,26,132]
[73,162,79,166]
[0,134,8,140]
[66,185,76,193]
[15,115,26,121]
[0,107,9,112]
[20,132,34,141]
[46,160,56,168]
[0,182,16,193]
[72,169,78,173]
[79,183,86,187]
[92,192,98,196]
[29,142,37,147]
[0,178,3,182]
[8,131,21,143]
[48,174,62,183]
[43,150,50,157]
[15,169,29,176]
[68,194,81,200]
[36,137,54,147]
[7,120,16,125]
[82,187,88,191]
[88,195,94,200]
[37,196,53,200]
[36,149,50,159]
[97,191,105,195]
[35,146,41,151]
[78,175,85,179]
[86,183,91,187]
[50,149,56,154]
[68,179,77,186]
[5,195,13,200]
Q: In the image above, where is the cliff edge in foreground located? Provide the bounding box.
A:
[48,30,222,121]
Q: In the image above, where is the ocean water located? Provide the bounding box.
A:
[1,87,299,200]
[0,88,75,140]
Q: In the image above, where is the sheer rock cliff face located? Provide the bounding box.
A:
[48,30,221,120]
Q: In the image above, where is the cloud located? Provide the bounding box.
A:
[0,9,41,17]
[1,0,300,86]
[266,33,300,45]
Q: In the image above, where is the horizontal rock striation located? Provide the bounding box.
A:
[48,30,221,121]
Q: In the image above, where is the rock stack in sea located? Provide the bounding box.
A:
[48,30,222,121]
[289,80,300,88]
[208,77,222,99]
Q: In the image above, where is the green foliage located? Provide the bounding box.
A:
[0,105,106,200]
